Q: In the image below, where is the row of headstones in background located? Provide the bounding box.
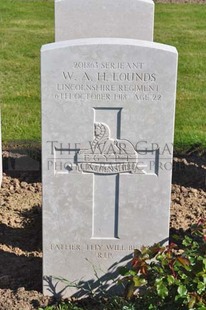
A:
[42,0,178,297]
[55,0,154,41]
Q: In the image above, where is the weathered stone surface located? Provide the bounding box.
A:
[41,38,178,297]
[55,0,154,41]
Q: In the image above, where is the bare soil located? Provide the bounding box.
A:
[0,150,205,309]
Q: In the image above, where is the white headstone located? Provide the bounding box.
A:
[41,38,178,297]
[55,0,154,42]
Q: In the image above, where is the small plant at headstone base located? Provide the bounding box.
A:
[39,302,83,310]
[119,219,206,310]
[39,298,137,310]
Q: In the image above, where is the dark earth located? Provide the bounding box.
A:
[0,147,205,309]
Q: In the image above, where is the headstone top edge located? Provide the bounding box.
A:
[55,0,154,4]
[41,38,177,54]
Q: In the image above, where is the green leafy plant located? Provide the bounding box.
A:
[39,302,83,310]
[39,296,141,310]
[119,219,206,309]
[40,220,205,310]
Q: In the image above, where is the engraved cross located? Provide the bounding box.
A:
[53,107,158,239]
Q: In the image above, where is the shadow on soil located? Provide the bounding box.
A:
[3,142,41,183]
[0,249,42,291]
[0,205,42,253]
[172,153,206,190]
[0,205,42,291]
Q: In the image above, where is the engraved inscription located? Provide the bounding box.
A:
[72,62,144,69]
[53,61,162,102]
[50,243,139,259]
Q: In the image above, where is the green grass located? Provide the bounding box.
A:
[1,2,206,152]
[0,0,54,141]
[154,4,206,152]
